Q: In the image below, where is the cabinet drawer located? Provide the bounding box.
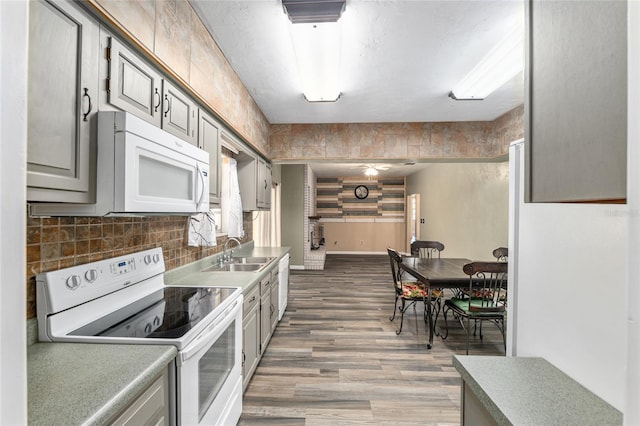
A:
[243,285,259,317]
[260,277,271,295]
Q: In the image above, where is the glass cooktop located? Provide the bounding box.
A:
[70,286,238,339]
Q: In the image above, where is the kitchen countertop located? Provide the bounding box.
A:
[28,342,176,426]
[164,244,290,292]
[28,243,289,425]
[453,355,623,426]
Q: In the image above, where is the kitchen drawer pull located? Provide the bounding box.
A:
[82,88,92,122]
[154,88,161,112]
[250,295,256,303]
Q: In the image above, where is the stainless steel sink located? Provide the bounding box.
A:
[202,263,265,272]
[232,256,274,264]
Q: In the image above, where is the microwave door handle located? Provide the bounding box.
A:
[196,163,206,209]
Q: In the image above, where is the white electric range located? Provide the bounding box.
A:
[36,247,243,426]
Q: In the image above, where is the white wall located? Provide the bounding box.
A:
[511,142,627,411]
[625,2,640,422]
[0,0,28,423]
[406,162,509,261]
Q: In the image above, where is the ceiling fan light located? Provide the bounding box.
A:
[364,167,378,176]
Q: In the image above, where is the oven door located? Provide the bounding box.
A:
[114,130,209,213]
[177,296,243,425]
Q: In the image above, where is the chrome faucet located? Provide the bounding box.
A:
[223,237,242,261]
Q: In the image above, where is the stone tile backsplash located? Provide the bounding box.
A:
[25,211,253,319]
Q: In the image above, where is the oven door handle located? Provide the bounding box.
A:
[181,300,239,363]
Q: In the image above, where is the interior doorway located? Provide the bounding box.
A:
[406,193,420,253]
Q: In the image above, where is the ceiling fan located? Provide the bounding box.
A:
[360,164,390,177]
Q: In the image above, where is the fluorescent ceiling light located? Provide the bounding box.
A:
[449,24,524,100]
[290,21,342,102]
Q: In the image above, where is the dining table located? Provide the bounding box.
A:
[399,257,472,349]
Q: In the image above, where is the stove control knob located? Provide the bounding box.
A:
[152,254,161,264]
[65,275,81,290]
[144,255,152,265]
[84,269,98,283]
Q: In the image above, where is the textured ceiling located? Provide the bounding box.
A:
[189,0,525,176]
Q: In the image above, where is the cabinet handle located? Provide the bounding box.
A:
[163,94,171,118]
[154,88,161,112]
[242,350,245,367]
[264,179,268,190]
[82,88,92,122]
[250,296,256,303]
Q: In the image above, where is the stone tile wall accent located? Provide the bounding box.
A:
[25,212,253,319]
[90,0,270,156]
[269,105,524,161]
[316,178,405,218]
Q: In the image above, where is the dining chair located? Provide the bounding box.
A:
[441,261,508,354]
[492,247,508,262]
[410,240,445,259]
[387,247,429,335]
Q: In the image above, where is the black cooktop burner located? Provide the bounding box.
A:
[70,286,237,340]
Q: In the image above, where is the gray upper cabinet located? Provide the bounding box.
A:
[238,149,271,211]
[106,36,163,128]
[198,110,221,205]
[27,0,100,202]
[106,36,197,145]
[257,158,272,209]
[525,0,627,203]
[162,80,197,145]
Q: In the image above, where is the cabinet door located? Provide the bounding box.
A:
[256,159,272,209]
[110,368,170,426]
[161,80,197,145]
[269,271,279,333]
[237,151,258,211]
[106,36,162,128]
[242,303,259,392]
[259,277,272,354]
[27,0,99,202]
[198,110,221,204]
[526,0,627,202]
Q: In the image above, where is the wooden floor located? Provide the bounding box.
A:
[239,254,504,425]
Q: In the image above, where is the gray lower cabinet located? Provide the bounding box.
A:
[105,35,197,145]
[109,367,171,426]
[198,110,222,205]
[27,0,100,202]
[269,267,279,333]
[259,275,272,354]
[242,285,260,391]
[243,262,283,391]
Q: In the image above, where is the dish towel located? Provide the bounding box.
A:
[187,211,217,247]
[221,157,244,238]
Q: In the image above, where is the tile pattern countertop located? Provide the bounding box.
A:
[28,342,176,426]
[453,356,623,426]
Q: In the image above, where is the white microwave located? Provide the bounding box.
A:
[31,111,209,216]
